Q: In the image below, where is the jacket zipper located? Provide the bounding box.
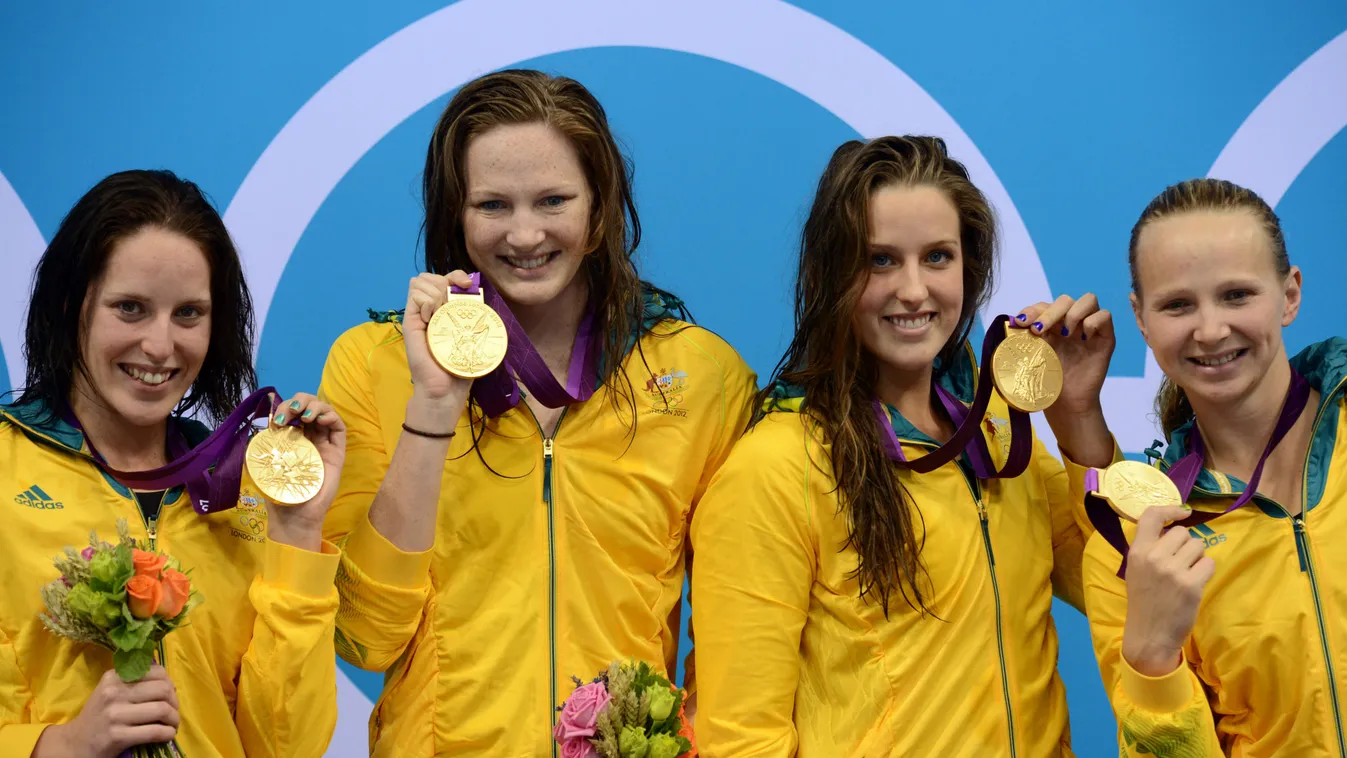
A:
[1293,516,1345,756]
[130,492,171,675]
[959,464,1018,757]
[1180,373,1347,755]
[1293,373,1347,757]
[528,406,568,758]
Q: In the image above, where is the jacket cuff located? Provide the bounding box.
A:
[1061,436,1125,495]
[1,723,54,756]
[262,538,341,598]
[1121,653,1198,713]
[345,512,433,590]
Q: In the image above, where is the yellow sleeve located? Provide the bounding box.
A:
[1045,436,1120,612]
[682,348,758,697]
[234,538,342,758]
[0,631,52,756]
[319,325,392,546]
[1083,534,1223,757]
[691,420,813,758]
[318,328,434,672]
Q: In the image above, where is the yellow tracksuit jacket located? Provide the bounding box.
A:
[0,399,341,757]
[318,296,756,757]
[1084,337,1347,757]
[691,346,1098,757]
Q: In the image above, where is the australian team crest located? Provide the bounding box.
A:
[644,367,690,417]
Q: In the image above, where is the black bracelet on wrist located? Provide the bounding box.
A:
[401,422,456,439]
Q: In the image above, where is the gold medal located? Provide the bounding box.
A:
[245,425,325,505]
[427,288,509,379]
[1088,460,1183,522]
[991,324,1063,412]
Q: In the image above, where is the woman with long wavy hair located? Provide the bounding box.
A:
[692,136,1116,756]
[318,70,756,756]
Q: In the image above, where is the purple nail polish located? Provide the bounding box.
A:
[1061,326,1070,337]
[1082,332,1088,341]
[1032,321,1043,332]
[1016,314,1027,322]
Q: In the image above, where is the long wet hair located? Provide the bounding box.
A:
[758,136,997,614]
[1128,178,1290,438]
[422,69,659,427]
[19,169,256,426]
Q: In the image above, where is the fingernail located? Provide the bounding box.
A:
[1032,321,1043,332]
[1016,314,1027,322]
[289,400,301,410]
[1082,332,1088,341]
[303,409,314,419]
[274,413,285,424]
[1060,326,1070,336]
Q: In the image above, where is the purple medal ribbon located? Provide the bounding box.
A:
[72,388,279,515]
[1087,370,1312,577]
[454,272,601,418]
[873,314,1034,479]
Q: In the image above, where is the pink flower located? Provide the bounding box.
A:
[561,737,597,758]
[554,682,610,742]
[81,547,95,561]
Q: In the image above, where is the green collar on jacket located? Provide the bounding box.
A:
[1,396,211,500]
[1156,337,1347,515]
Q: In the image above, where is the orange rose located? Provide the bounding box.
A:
[132,549,167,580]
[126,574,163,619]
[156,569,191,618]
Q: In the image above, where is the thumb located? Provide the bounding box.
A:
[1132,506,1193,547]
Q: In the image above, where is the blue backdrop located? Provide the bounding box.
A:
[2,2,1344,754]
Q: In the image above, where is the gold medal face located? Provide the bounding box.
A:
[992,328,1063,412]
[245,425,325,505]
[427,296,509,379]
[1100,460,1183,522]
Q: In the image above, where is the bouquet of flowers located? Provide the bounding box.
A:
[554,659,696,758]
[39,519,202,758]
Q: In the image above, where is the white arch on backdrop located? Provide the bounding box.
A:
[0,172,45,393]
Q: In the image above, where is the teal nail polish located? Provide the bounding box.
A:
[290,400,301,410]
[303,409,314,419]
[274,413,285,424]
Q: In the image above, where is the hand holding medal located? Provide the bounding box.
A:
[1010,293,1119,470]
[245,393,346,551]
[403,271,483,405]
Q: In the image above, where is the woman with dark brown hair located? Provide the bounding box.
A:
[318,69,756,756]
[691,136,1117,756]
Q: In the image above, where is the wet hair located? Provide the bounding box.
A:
[1128,178,1289,438]
[19,169,256,425]
[758,136,997,614]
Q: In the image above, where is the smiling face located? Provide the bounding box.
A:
[459,122,593,312]
[852,184,965,392]
[73,226,213,430]
[1131,209,1301,411]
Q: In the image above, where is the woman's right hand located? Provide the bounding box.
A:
[1121,506,1214,677]
[34,665,180,758]
[403,271,476,410]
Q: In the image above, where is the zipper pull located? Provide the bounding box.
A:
[543,438,554,459]
[976,499,989,522]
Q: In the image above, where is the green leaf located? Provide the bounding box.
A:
[108,616,155,651]
[113,647,153,682]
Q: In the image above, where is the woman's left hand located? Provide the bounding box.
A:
[264,392,346,552]
[1013,293,1117,467]
[1013,293,1115,414]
